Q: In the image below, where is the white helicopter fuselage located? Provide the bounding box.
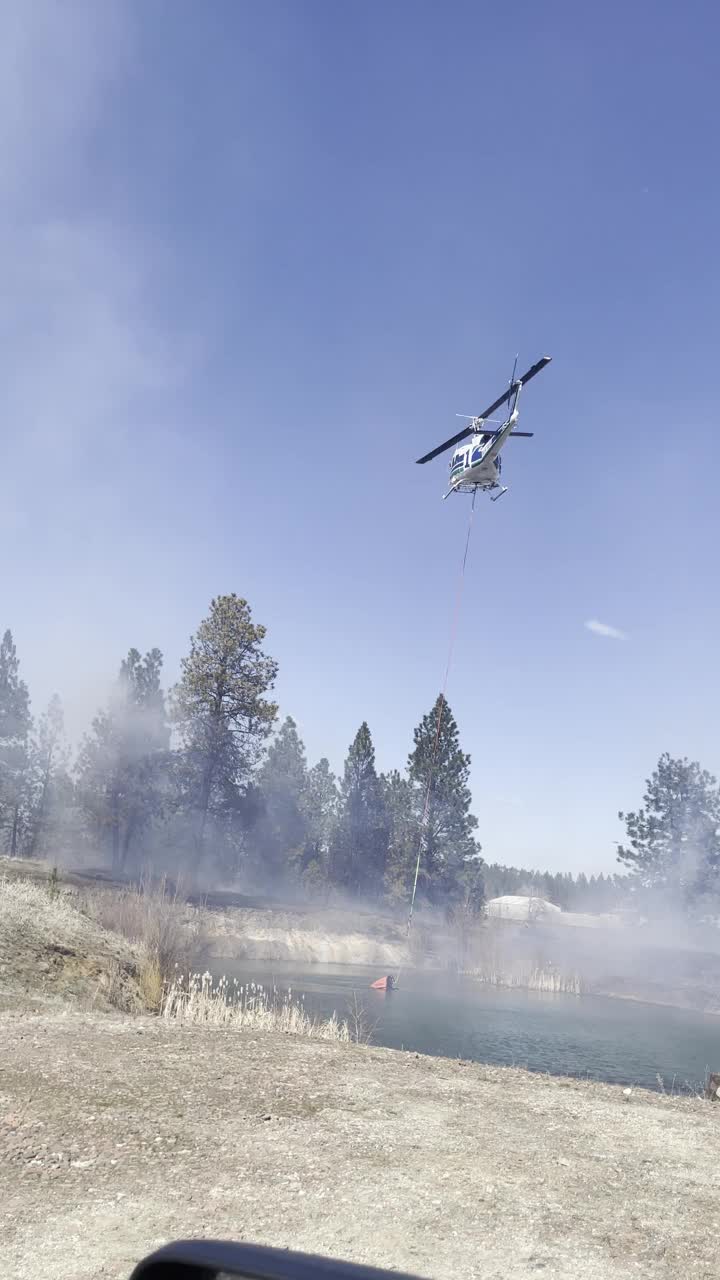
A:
[447,407,519,495]
[449,437,500,492]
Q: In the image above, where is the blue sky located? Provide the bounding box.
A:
[3,0,720,873]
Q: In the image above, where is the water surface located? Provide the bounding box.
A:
[215,960,720,1092]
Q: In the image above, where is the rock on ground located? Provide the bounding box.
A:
[1,1011,719,1280]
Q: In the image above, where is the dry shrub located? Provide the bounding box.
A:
[84,874,204,992]
[345,990,377,1044]
[138,955,165,1011]
[162,973,350,1042]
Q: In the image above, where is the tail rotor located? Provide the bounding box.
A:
[508,353,520,416]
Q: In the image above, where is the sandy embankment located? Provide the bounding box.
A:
[198,903,409,968]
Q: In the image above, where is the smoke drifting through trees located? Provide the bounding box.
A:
[76,648,169,873]
[618,754,720,920]
[2,598,719,924]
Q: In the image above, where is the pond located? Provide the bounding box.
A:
[213,959,720,1092]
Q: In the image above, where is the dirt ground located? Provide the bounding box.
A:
[2,1011,719,1280]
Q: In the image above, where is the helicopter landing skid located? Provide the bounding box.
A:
[442,482,507,502]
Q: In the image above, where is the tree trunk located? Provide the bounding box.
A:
[10,805,19,857]
[110,789,121,872]
[196,754,217,863]
[120,817,136,872]
[28,766,51,857]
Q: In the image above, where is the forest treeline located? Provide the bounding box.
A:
[1,594,718,921]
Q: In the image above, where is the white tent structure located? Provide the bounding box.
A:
[486,895,561,922]
[485,894,623,929]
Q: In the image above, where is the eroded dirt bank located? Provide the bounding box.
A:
[2,1011,719,1280]
[198,902,408,967]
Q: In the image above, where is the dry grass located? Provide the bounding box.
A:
[0,875,143,1011]
[138,955,164,1010]
[82,875,207,1008]
[0,870,207,1014]
[345,990,378,1044]
[161,972,350,1041]
[465,964,585,994]
[654,1070,712,1100]
[0,875,88,942]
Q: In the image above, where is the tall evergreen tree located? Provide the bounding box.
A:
[171,595,278,864]
[0,630,32,856]
[382,769,418,905]
[251,717,309,881]
[76,648,170,870]
[27,694,73,857]
[618,753,720,914]
[302,758,339,891]
[408,696,480,903]
[330,723,387,897]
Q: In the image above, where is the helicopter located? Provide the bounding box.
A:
[416,355,552,500]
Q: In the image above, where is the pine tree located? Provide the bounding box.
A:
[330,723,387,897]
[302,758,339,892]
[407,696,480,903]
[446,856,486,962]
[171,595,278,865]
[574,872,589,907]
[0,630,32,856]
[381,769,418,905]
[618,753,720,914]
[27,695,73,857]
[76,648,170,870]
[551,872,567,908]
[541,871,555,901]
[251,717,309,882]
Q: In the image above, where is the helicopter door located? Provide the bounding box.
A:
[450,449,467,476]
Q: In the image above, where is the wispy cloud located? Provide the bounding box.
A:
[584,619,627,640]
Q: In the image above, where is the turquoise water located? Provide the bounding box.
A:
[215,959,720,1092]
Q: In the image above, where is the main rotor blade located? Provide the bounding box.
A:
[507,431,533,437]
[415,356,551,464]
[416,423,476,465]
[476,355,552,422]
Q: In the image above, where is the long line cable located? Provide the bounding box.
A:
[405,489,478,937]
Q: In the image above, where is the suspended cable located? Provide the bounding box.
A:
[406,489,478,936]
